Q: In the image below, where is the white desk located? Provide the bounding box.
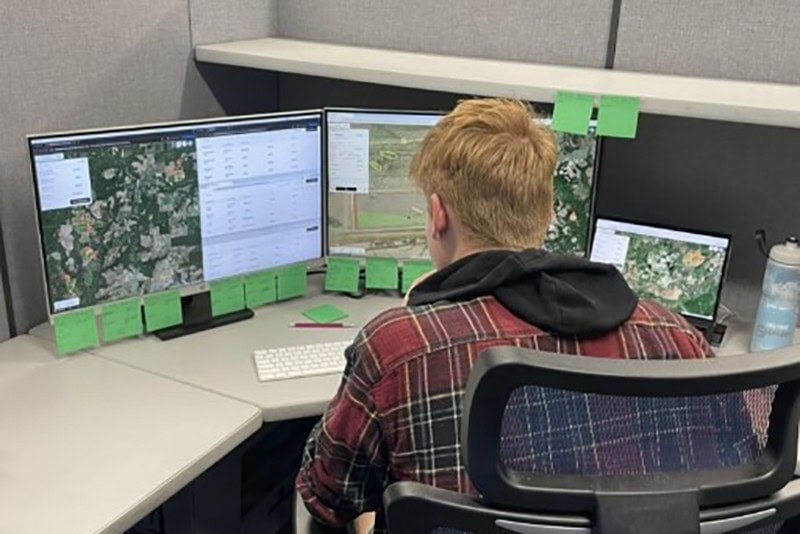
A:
[29,277,776,423]
[0,335,262,534]
[31,278,401,422]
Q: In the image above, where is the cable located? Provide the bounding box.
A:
[755,229,799,266]
[716,302,738,325]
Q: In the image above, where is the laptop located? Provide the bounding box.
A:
[589,217,732,345]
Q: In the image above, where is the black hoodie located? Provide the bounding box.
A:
[407,249,638,338]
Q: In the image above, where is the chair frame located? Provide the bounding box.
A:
[384,345,800,533]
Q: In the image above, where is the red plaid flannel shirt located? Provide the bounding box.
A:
[296,296,712,531]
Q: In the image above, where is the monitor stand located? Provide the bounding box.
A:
[153,292,254,341]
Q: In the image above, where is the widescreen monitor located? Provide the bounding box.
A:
[29,111,324,316]
[326,109,599,259]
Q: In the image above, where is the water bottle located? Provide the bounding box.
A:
[751,237,800,352]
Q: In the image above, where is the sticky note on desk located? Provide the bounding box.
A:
[144,290,183,332]
[245,270,277,308]
[597,95,640,138]
[101,299,143,343]
[303,304,349,324]
[325,257,361,294]
[552,91,594,135]
[366,257,399,290]
[277,264,308,301]
[402,260,435,295]
[211,277,245,317]
[54,309,99,355]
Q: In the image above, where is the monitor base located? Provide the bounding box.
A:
[153,308,254,341]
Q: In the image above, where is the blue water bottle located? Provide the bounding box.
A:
[751,237,800,352]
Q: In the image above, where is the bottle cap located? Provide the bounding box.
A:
[770,237,800,266]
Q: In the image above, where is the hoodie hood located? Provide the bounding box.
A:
[407,249,638,338]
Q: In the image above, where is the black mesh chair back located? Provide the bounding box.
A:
[384,345,800,534]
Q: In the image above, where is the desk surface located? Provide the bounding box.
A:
[0,335,262,534]
[29,276,772,424]
[30,278,401,422]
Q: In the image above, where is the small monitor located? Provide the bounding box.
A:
[325,109,599,259]
[29,111,324,316]
[590,218,731,322]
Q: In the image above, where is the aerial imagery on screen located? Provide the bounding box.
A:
[617,234,727,318]
[37,140,203,311]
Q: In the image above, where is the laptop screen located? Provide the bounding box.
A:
[590,218,731,322]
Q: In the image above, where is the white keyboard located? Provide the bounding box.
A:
[253,341,350,382]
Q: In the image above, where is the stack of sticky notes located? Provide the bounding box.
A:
[552,91,640,139]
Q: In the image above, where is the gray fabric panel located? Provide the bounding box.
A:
[615,0,800,84]
[189,0,277,46]
[0,0,225,333]
[277,0,613,68]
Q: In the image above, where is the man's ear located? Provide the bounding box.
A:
[429,193,449,239]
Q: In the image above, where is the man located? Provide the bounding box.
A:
[296,99,723,533]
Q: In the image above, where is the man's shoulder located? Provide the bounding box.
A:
[622,299,712,357]
[628,300,698,329]
[356,297,538,372]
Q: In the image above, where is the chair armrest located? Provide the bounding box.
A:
[293,490,347,534]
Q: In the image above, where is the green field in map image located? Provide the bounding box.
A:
[41,142,203,309]
[328,126,597,258]
[621,235,726,316]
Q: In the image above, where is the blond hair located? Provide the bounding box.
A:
[410,98,558,249]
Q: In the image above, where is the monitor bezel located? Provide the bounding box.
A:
[323,107,446,261]
[27,109,326,319]
[589,215,733,324]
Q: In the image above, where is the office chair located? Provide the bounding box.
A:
[384,346,800,534]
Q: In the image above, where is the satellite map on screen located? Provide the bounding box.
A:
[328,125,598,258]
[39,141,203,311]
[328,122,431,258]
[544,131,597,256]
[619,234,727,318]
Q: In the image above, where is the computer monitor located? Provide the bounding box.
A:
[326,109,442,259]
[29,111,324,316]
[589,217,731,324]
[325,109,599,259]
[543,120,600,256]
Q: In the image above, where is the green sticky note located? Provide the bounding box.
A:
[277,264,308,301]
[54,310,99,355]
[325,257,361,294]
[552,91,594,135]
[210,277,245,317]
[245,271,277,308]
[366,257,399,290]
[303,304,349,324]
[402,260,435,295]
[144,290,183,332]
[596,95,640,139]
[101,299,143,343]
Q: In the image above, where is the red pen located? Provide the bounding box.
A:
[289,322,356,328]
